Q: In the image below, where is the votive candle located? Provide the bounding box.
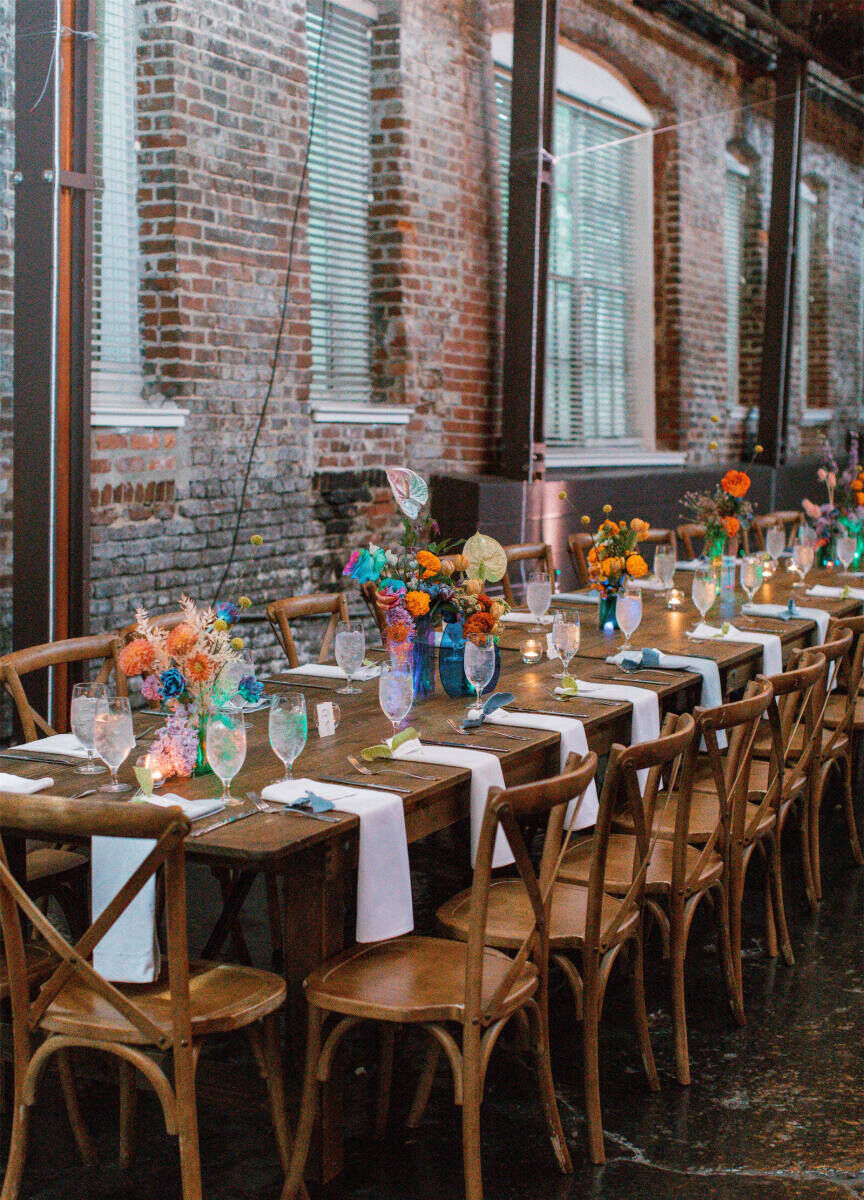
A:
[521,638,543,664]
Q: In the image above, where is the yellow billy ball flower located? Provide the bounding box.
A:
[710,414,720,424]
[754,444,764,454]
[602,504,612,515]
[709,440,719,451]
[250,534,263,546]
[230,637,244,651]
[558,489,568,500]
[581,514,591,526]
[213,618,228,632]
[238,596,252,609]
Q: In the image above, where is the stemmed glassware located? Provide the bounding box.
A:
[765,524,786,565]
[691,569,717,632]
[93,696,135,794]
[654,546,676,596]
[269,692,307,782]
[378,662,414,737]
[740,555,764,604]
[70,682,108,775]
[526,570,552,631]
[334,622,365,695]
[791,539,814,589]
[206,703,247,806]
[552,611,580,680]
[836,533,857,576]
[615,584,642,650]
[464,634,496,712]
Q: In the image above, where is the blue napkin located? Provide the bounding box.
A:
[462,692,515,730]
[295,790,334,813]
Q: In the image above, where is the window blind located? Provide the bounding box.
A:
[795,189,816,408]
[496,74,641,450]
[724,163,748,408]
[306,2,373,404]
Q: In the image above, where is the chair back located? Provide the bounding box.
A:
[360,580,387,643]
[643,528,677,560]
[811,624,855,757]
[0,635,128,741]
[462,752,599,1027]
[501,543,556,606]
[750,511,803,551]
[266,592,350,669]
[825,615,864,735]
[567,533,593,588]
[0,794,192,1072]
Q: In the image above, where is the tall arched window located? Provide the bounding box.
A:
[494,35,656,464]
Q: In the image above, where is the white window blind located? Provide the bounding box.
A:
[306,1,373,404]
[795,185,817,409]
[496,73,645,450]
[724,157,749,408]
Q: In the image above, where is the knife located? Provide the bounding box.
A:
[189,809,263,838]
[508,706,600,720]
[0,750,82,767]
[421,739,508,754]
[263,677,340,692]
[318,775,412,794]
[608,675,667,686]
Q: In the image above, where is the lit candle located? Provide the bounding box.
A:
[667,588,683,611]
[521,638,543,664]
[140,752,168,787]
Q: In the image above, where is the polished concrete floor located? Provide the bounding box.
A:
[4,814,864,1199]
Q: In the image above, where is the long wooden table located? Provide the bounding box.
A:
[2,564,859,1180]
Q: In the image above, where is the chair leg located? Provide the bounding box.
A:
[374,1025,395,1140]
[809,771,827,905]
[768,834,794,967]
[461,1026,485,1200]
[841,753,864,866]
[629,926,660,1091]
[716,883,744,1026]
[668,905,690,1087]
[173,1043,203,1200]
[798,798,818,912]
[762,843,779,960]
[258,1014,294,1176]
[581,959,605,1165]
[118,1058,137,1170]
[57,1049,98,1169]
[283,1006,322,1200]
[0,1099,30,1200]
[407,1039,441,1129]
[527,992,572,1175]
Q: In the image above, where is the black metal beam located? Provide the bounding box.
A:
[499,0,559,482]
[758,49,808,468]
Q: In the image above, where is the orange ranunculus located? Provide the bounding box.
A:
[587,546,599,564]
[601,555,625,578]
[477,593,494,610]
[415,550,441,575]
[387,620,413,645]
[630,518,651,542]
[405,590,431,618]
[165,622,198,658]
[856,492,864,507]
[118,637,155,677]
[185,650,215,684]
[723,516,740,537]
[626,553,649,578]
[464,612,495,638]
[721,469,750,498]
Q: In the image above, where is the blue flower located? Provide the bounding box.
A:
[348,549,382,584]
[379,578,407,593]
[215,601,240,626]
[160,668,187,699]
[238,675,264,703]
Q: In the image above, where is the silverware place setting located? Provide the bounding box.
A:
[445,718,531,742]
[346,753,443,782]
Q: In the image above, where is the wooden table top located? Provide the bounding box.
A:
[3,566,858,870]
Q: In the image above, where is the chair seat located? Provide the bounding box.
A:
[613,784,779,844]
[557,834,724,895]
[26,847,88,886]
[752,723,847,763]
[304,936,538,1023]
[824,692,864,732]
[41,960,286,1044]
[0,946,56,1001]
[436,880,638,952]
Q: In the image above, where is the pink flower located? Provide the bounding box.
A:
[827,472,837,489]
[342,550,361,577]
[802,498,822,520]
[141,674,162,703]
[817,468,827,482]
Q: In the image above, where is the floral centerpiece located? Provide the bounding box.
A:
[681,419,761,561]
[579,506,650,630]
[801,437,864,567]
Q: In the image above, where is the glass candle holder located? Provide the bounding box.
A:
[667,587,684,611]
[521,637,543,664]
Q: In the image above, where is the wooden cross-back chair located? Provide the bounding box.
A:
[501,542,556,606]
[750,511,803,551]
[0,792,298,1200]
[266,592,350,669]
[820,615,864,880]
[567,533,593,588]
[284,755,603,1200]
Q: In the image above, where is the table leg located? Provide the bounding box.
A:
[200,869,256,961]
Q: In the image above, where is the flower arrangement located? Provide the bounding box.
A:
[681,418,761,558]
[801,437,864,553]
[578,507,650,597]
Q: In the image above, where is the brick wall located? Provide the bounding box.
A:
[0,0,13,666]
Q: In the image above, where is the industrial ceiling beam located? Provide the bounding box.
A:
[721,0,850,81]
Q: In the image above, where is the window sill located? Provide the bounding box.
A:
[90,401,188,429]
[311,400,414,426]
[800,408,833,427]
[546,448,688,470]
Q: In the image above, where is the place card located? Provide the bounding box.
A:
[316,701,338,738]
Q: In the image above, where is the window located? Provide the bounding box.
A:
[858,226,864,415]
[794,182,817,411]
[306,0,373,405]
[724,154,749,410]
[494,35,657,460]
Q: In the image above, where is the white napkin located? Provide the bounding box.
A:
[0,773,54,794]
[262,778,413,943]
[557,679,660,790]
[807,585,864,603]
[393,738,511,868]
[141,793,224,821]
[606,650,722,709]
[688,623,782,676]
[284,663,380,680]
[11,733,87,757]
[676,560,704,572]
[630,576,665,591]
[92,837,161,984]
[742,603,831,645]
[554,591,599,605]
[485,709,598,828]
[501,611,542,625]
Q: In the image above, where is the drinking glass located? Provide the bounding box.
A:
[654,545,676,595]
[334,622,366,695]
[791,540,814,589]
[691,569,717,632]
[615,585,643,650]
[378,663,414,738]
[463,634,496,711]
[269,692,307,782]
[766,524,786,564]
[70,682,108,775]
[526,570,552,631]
[206,704,247,806]
[836,533,857,575]
[93,696,135,794]
[740,555,764,603]
[552,610,580,679]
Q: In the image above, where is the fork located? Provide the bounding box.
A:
[246,791,341,824]
[346,753,442,782]
[446,718,531,742]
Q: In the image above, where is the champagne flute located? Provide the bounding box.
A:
[70,682,108,774]
[378,662,414,738]
[93,696,135,794]
[526,570,552,631]
[654,545,676,596]
[463,634,496,712]
[269,692,307,782]
[206,703,247,806]
[740,555,764,603]
[791,540,814,589]
[836,533,857,575]
[615,584,642,650]
[552,611,580,680]
[691,569,717,633]
[334,622,366,695]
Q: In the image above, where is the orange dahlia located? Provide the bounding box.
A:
[185,650,215,684]
[405,590,431,618]
[415,551,441,577]
[165,622,198,658]
[721,470,750,498]
[118,638,155,677]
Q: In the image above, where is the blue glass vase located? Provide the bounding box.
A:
[411,618,437,702]
[438,616,500,697]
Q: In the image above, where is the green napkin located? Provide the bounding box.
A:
[361,725,419,761]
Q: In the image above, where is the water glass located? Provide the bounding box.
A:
[206,704,247,806]
[93,696,135,794]
[552,610,580,679]
[691,569,717,631]
[378,663,414,738]
[740,555,764,603]
[70,682,108,775]
[463,634,496,711]
[526,570,552,630]
[791,540,814,589]
[766,524,786,564]
[654,546,676,594]
[615,585,643,650]
[334,622,366,695]
[836,533,857,575]
[269,692,307,782]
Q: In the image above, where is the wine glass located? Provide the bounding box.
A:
[464,634,496,712]
[552,611,580,680]
[70,682,108,775]
[766,524,786,565]
[93,696,135,794]
[691,569,717,633]
[654,545,676,596]
[791,540,814,589]
[836,533,857,575]
[269,692,307,782]
[740,555,764,603]
[615,584,643,650]
[378,662,414,738]
[526,570,552,631]
[206,704,247,806]
[334,622,366,695]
